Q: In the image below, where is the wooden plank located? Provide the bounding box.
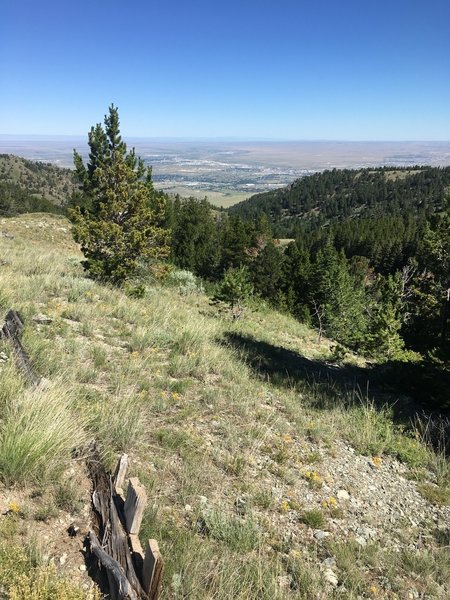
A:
[89,529,139,600]
[142,539,163,599]
[124,478,147,535]
[88,455,146,599]
[129,534,145,585]
[114,453,129,494]
[88,451,162,599]
[109,488,146,598]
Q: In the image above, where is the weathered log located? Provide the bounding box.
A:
[89,529,139,600]
[110,491,146,597]
[0,309,40,385]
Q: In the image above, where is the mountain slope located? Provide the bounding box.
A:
[0,214,449,598]
[230,166,450,237]
[0,154,77,215]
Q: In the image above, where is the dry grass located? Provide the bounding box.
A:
[0,213,448,599]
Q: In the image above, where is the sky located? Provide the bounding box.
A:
[1,0,450,140]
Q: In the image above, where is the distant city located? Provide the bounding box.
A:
[1,138,450,207]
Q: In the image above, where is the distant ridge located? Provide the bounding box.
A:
[229,165,450,238]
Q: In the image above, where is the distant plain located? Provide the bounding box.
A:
[1,138,450,207]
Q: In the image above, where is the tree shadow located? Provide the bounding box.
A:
[221,331,449,436]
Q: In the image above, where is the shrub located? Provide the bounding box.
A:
[166,269,204,295]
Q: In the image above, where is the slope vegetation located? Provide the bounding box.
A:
[230,166,450,237]
[0,214,449,599]
[0,154,77,215]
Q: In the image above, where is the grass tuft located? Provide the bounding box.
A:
[0,382,86,487]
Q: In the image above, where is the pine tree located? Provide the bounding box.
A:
[310,242,368,347]
[282,243,312,321]
[214,266,253,309]
[365,274,406,359]
[251,241,284,305]
[417,193,450,341]
[171,198,220,279]
[71,105,169,283]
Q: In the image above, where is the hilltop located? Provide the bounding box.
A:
[0,213,449,599]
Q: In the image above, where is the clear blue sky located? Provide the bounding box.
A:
[1,0,449,140]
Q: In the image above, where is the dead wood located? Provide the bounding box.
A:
[0,309,40,385]
[87,452,149,600]
[89,530,139,600]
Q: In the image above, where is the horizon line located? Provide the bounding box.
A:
[1,134,450,144]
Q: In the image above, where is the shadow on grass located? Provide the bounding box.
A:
[221,331,450,438]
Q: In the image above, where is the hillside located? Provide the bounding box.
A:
[0,154,77,215]
[1,214,449,599]
[230,166,450,237]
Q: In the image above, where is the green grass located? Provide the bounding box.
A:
[1,213,449,599]
[301,509,326,529]
[0,382,86,487]
[0,549,98,600]
[418,483,450,506]
[199,508,262,552]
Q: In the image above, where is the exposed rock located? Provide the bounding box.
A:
[32,313,53,324]
[323,557,336,567]
[314,530,330,540]
[337,489,350,500]
[323,568,339,587]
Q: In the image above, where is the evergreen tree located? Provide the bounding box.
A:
[219,214,255,272]
[171,198,220,279]
[310,242,368,347]
[251,241,285,305]
[282,243,312,321]
[215,266,253,309]
[71,105,169,283]
[363,274,406,359]
[415,193,450,342]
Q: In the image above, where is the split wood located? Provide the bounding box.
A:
[88,453,163,600]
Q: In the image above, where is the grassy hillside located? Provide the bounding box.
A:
[1,214,450,599]
[0,154,77,215]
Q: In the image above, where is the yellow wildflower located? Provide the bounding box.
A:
[8,502,21,514]
[372,456,382,469]
[304,470,323,488]
[322,496,337,509]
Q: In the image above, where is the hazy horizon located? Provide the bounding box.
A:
[3,138,449,207]
[1,135,450,143]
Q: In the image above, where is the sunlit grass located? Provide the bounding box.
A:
[1,213,448,599]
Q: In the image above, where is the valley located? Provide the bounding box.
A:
[1,138,450,207]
